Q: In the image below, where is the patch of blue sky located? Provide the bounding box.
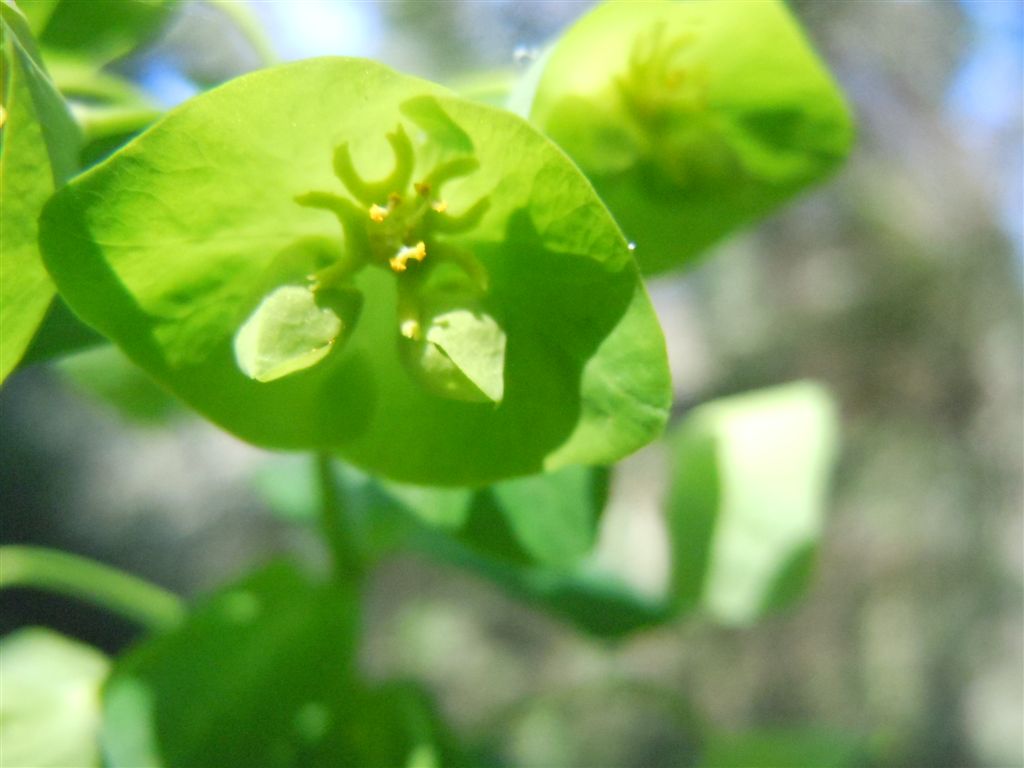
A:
[249,1,382,61]
[132,57,200,108]
[947,0,1023,266]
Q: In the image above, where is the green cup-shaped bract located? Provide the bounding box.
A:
[40,57,670,485]
[234,285,345,384]
[526,0,854,274]
[400,305,507,404]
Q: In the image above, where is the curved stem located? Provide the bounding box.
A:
[206,0,279,68]
[0,546,185,633]
[315,454,365,583]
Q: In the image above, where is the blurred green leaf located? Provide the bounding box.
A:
[425,382,838,634]
[378,464,668,637]
[449,68,516,109]
[428,546,668,637]
[701,729,866,768]
[40,57,670,485]
[250,383,839,636]
[525,0,853,274]
[58,344,180,424]
[405,463,672,635]
[18,0,58,35]
[29,0,178,66]
[45,56,163,166]
[252,458,605,572]
[20,0,176,170]
[496,680,704,768]
[0,627,109,768]
[461,464,608,568]
[18,296,106,367]
[101,561,461,768]
[250,455,323,524]
[0,0,80,382]
[249,457,662,636]
[667,381,839,625]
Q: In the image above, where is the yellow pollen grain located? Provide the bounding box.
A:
[389,241,427,273]
[431,200,448,213]
[368,204,388,222]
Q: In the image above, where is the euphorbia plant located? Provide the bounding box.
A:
[1,1,855,765]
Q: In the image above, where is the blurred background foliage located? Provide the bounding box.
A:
[2,1,1021,766]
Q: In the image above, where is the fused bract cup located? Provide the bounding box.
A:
[524,0,854,274]
[40,57,671,485]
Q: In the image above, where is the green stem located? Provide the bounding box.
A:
[0,546,185,633]
[71,103,163,144]
[315,453,365,583]
[206,0,279,68]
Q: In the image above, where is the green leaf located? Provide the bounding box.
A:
[462,464,607,567]
[249,383,838,637]
[0,628,109,768]
[525,0,854,273]
[250,455,323,524]
[666,381,839,625]
[58,344,180,424]
[383,464,670,637]
[40,57,670,485]
[248,457,662,636]
[701,729,866,768]
[18,0,59,35]
[101,561,461,768]
[20,1,176,170]
[402,382,838,635]
[29,0,178,66]
[0,0,81,382]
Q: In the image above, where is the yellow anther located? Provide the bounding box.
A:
[431,200,448,213]
[414,181,431,197]
[400,318,421,339]
[389,241,427,273]
[368,204,389,222]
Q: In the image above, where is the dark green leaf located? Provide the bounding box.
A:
[101,561,461,768]
[30,0,178,66]
[248,382,838,636]
[0,627,109,768]
[382,464,670,637]
[525,0,854,273]
[410,382,838,634]
[40,57,670,485]
[249,457,663,636]
[462,464,607,567]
